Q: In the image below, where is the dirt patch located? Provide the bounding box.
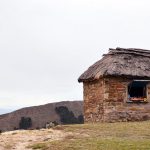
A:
[0,128,68,150]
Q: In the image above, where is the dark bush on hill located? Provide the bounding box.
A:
[55,106,84,124]
[78,115,84,124]
[19,117,32,129]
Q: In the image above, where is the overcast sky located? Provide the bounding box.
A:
[0,0,150,113]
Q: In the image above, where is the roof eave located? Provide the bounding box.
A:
[78,74,150,83]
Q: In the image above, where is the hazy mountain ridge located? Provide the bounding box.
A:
[0,101,83,131]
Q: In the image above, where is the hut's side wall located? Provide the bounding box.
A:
[104,77,130,102]
[83,79,104,122]
[83,77,150,123]
[104,77,150,122]
[103,77,131,122]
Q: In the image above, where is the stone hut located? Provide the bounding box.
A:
[78,47,150,122]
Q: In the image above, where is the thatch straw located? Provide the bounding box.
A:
[78,47,150,82]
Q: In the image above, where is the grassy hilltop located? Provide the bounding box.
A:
[1,121,150,150]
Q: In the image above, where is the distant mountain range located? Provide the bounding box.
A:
[0,101,83,131]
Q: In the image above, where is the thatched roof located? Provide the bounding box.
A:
[78,47,150,82]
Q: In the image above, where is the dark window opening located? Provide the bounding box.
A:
[128,81,148,102]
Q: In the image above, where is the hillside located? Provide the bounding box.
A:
[1,121,150,150]
[0,101,83,131]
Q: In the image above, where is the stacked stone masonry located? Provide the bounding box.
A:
[83,77,150,122]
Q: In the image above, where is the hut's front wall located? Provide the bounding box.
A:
[83,77,150,123]
[83,79,104,122]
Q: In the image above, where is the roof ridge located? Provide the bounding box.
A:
[115,47,150,53]
[108,47,150,56]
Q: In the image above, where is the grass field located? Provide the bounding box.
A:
[28,121,150,150]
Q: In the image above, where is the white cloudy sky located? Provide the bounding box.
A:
[0,0,150,113]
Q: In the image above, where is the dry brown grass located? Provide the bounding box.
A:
[27,143,48,150]
[1,121,150,150]
[46,121,150,150]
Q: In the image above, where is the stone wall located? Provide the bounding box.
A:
[83,79,104,122]
[104,77,130,103]
[103,77,130,122]
[147,83,150,102]
[83,77,150,123]
[104,102,150,122]
[104,77,150,122]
